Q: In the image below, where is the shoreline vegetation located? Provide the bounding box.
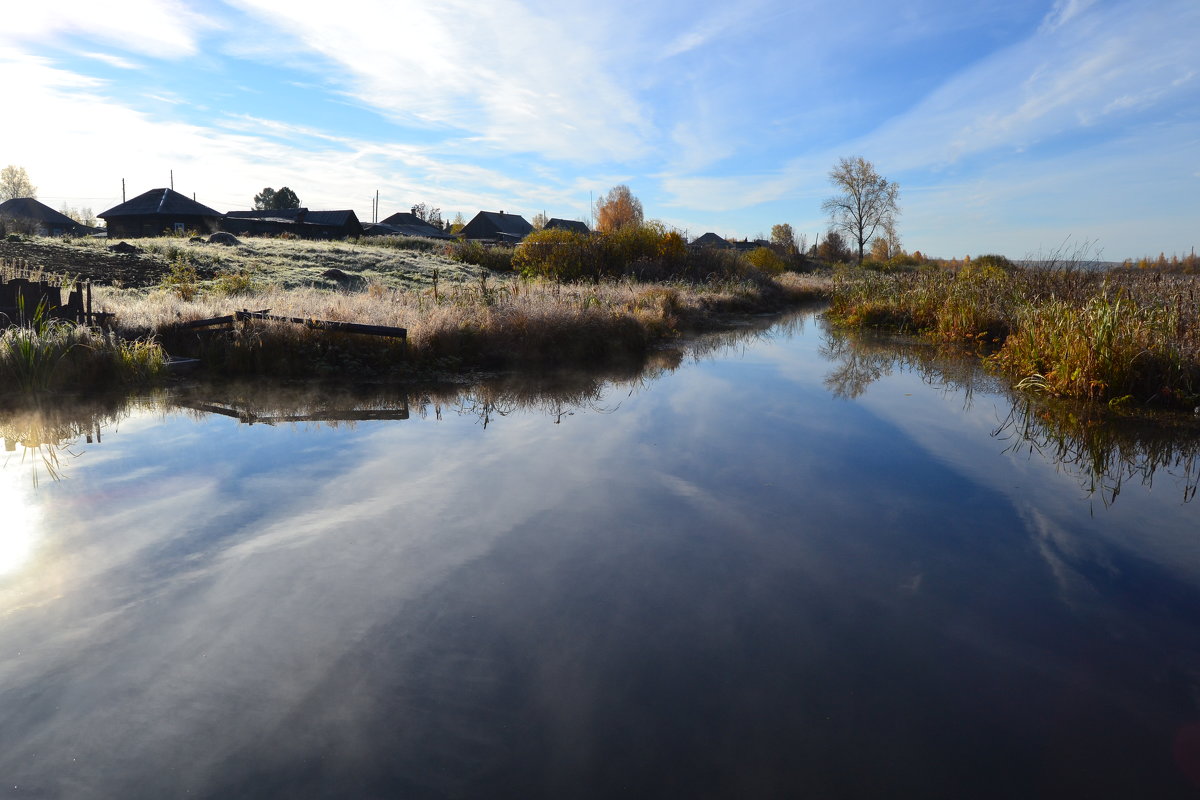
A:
[828,256,1200,410]
[4,231,1200,415]
[0,231,829,398]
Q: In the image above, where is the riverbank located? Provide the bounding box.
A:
[1,235,830,389]
[828,264,1200,409]
[110,271,829,377]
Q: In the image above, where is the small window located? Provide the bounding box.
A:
[174,222,186,234]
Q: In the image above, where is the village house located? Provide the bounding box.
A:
[543,218,590,235]
[98,188,222,238]
[222,208,363,239]
[458,211,533,243]
[0,198,92,237]
[690,232,733,249]
[371,212,453,239]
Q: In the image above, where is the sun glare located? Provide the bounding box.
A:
[0,469,42,576]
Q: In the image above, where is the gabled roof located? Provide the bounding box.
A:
[462,211,533,240]
[362,222,452,239]
[691,232,732,248]
[99,188,221,219]
[544,218,590,234]
[302,209,359,227]
[380,212,445,236]
[0,197,79,227]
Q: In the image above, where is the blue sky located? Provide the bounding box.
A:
[1,0,1197,259]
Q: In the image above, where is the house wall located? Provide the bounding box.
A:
[105,215,220,238]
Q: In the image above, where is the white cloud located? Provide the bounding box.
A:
[1038,0,1097,33]
[0,48,595,218]
[80,51,141,70]
[0,0,215,58]
[660,0,1199,217]
[225,0,653,164]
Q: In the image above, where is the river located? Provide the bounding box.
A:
[1,309,1198,798]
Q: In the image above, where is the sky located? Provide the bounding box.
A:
[0,0,1197,259]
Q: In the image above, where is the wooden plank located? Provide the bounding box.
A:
[179,314,237,329]
[235,310,406,340]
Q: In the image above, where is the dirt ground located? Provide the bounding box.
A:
[0,239,185,287]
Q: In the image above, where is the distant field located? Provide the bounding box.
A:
[0,235,482,290]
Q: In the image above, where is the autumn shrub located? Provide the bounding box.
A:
[746,247,787,275]
[514,223,761,284]
[447,239,515,271]
[512,228,604,281]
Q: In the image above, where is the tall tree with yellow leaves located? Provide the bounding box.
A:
[594,185,644,233]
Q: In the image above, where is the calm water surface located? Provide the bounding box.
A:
[2,311,1199,799]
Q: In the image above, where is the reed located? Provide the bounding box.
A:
[828,264,1200,407]
[0,321,166,395]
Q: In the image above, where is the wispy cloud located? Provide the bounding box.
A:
[80,51,141,70]
[0,0,215,58]
[1038,0,1097,33]
[662,0,1199,209]
[226,0,653,164]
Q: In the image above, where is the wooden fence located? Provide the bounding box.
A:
[0,259,104,327]
[181,309,407,341]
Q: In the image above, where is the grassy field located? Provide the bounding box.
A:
[828,263,1200,408]
[0,234,830,386]
[36,234,485,290]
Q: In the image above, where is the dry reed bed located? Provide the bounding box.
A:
[829,266,1200,407]
[99,272,830,376]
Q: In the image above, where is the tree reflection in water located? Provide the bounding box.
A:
[820,322,1200,504]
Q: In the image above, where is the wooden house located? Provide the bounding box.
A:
[543,218,590,235]
[99,188,222,238]
[0,198,92,236]
[691,232,733,249]
[458,211,533,243]
[374,212,453,239]
[221,208,363,239]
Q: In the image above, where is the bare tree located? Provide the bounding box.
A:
[59,203,96,227]
[822,156,899,264]
[594,185,643,232]
[530,212,548,230]
[0,165,36,201]
[411,203,443,227]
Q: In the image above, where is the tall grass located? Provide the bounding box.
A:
[100,272,831,377]
[0,296,165,394]
[0,322,166,395]
[828,264,1200,407]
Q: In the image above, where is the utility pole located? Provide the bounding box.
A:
[170,170,174,191]
[121,178,126,203]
